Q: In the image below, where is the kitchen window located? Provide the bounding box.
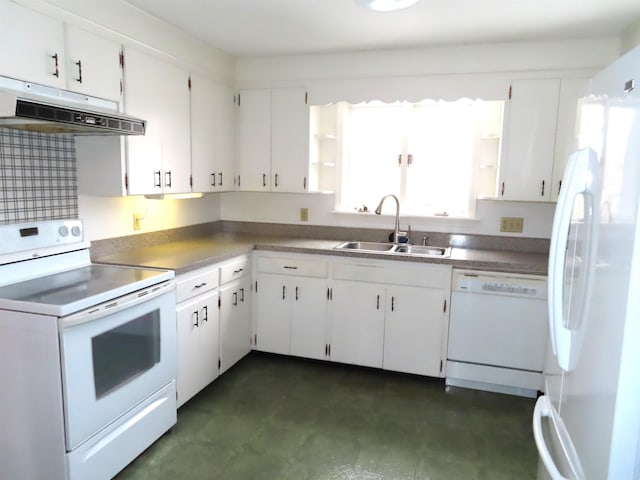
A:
[311,99,504,218]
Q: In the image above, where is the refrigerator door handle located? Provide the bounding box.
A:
[548,147,599,371]
[533,396,571,480]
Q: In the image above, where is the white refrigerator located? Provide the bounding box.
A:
[533,44,640,479]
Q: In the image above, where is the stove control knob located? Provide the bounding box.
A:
[71,226,82,237]
[58,226,69,237]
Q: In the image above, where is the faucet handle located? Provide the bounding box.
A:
[422,236,429,246]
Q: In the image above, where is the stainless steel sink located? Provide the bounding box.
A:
[334,241,397,252]
[333,241,451,257]
[393,244,451,257]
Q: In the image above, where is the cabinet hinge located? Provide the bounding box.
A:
[508,84,512,100]
[440,360,443,373]
[305,91,308,104]
[218,358,221,369]
[254,333,257,346]
[238,93,241,106]
[120,80,123,95]
[218,297,221,309]
[124,173,129,189]
[443,299,447,313]
[303,176,307,190]
[188,76,192,90]
[119,50,124,68]
[189,174,193,188]
[255,280,258,292]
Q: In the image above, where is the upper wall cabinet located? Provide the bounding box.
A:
[63,25,122,102]
[190,74,235,193]
[123,48,191,195]
[237,87,309,193]
[0,1,67,89]
[498,78,588,202]
[0,1,122,101]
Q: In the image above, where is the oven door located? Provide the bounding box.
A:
[59,282,176,451]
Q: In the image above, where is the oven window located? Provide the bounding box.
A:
[91,310,161,399]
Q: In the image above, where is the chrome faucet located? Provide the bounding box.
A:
[375,194,402,244]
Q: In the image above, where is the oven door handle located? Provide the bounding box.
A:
[59,281,175,329]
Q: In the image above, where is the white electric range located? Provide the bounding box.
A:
[0,219,177,480]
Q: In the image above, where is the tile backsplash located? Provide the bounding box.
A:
[0,128,78,224]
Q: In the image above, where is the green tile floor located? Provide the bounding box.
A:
[115,353,538,480]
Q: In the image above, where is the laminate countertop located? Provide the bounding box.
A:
[93,232,548,276]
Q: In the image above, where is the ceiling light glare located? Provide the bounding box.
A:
[356,0,420,12]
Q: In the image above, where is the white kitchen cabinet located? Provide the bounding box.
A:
[499,79,560,201]
[384,285,448,377]
[176,290,219,408]
[219,256,252,374]
[237,87,309,192]
[254,254,329,359]
[329,259,451,376]
[550,78,589,202]
[0,1,66,88]
[123,47,191,195]
[190,74,235,193]
[63,24,122,102]
[329,280,386,368]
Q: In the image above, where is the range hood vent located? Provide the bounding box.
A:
[0,76,145,136]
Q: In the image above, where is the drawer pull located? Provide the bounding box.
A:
[283,266,298,270]
[233,268,244,274]
[194,282,207,289]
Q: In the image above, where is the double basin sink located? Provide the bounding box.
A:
[334,241,451,258]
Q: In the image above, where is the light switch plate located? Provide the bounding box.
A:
[300,208,309,222]
[500,216,524,233]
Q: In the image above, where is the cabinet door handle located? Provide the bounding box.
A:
[219,172,223,186]
[51,53,60,78]
[154,170,162,188]
[211,173,216,186]
[237,175,241,188]
[193,310,199,327]
[391,296,395,312]
[295,286,299,301]
[275,173,279,187]
[75,59,83,83]
[233,291,238,306]
[282,285,286,300]
[376,294,380,310]
[240,288,245,302]
[165,170,172,188]
[541,180,545,196]
[202,305,208,322]
[263,173,267,188]
[500,181,505,196]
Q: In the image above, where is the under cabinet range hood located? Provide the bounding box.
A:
[0,76,145,135]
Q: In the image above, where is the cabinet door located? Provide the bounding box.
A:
[0,1,66,88]
[176,291,219,407]
[271,88,309,193]
[215,82,236,192]
[290,277,328,361]
[237,88,271,191]
[330,280,385,368]
[499,79,560,201]
[550,78,589,202]
[219,278,252,374]
[123,48,191,195]
[384,286,446,377]
[254,274,290,355]
[63,24,122,101]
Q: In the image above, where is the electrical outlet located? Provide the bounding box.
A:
[500,216,524,233]
[300,207,309,222]
[133,213,142,231]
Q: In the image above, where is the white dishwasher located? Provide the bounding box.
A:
[446,269,548,398]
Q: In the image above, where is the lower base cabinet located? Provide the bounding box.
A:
[219,275,252,374]
[176,289,219,407]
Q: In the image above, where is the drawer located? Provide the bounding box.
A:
[256,256,328,278]
[332,260,451,289]
[176,267,219,303]
[220,255,250,285]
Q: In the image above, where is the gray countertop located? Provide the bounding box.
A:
[93,232,548,276]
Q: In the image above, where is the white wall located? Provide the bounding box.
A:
[79,194,222,241]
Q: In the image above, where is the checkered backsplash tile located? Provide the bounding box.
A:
[0,128,78,224]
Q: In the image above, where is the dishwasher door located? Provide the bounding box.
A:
[447,270,548,396]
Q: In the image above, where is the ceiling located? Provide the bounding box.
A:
[123,0,640,58]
